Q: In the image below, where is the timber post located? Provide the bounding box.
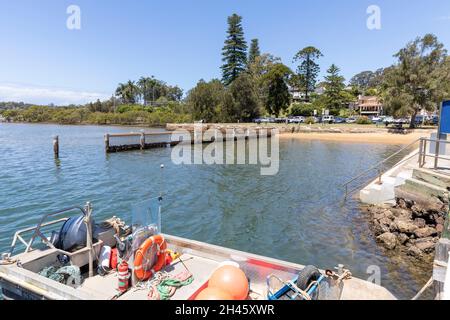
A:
[53,136,59,158]
[140,132,145,150]
[104,134,110,153]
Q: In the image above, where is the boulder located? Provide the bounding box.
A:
[390,208,412,220]
[414,227,438,239]
[398,233,410,245]
[413,218,426,228]
[435,217,445,226]
[394,219,418,234]
[414,238,437,253]
[377,232,397,250]
[407,246,423,259]
[436,224,444,233]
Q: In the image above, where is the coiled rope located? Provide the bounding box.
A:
[147,270,193,300]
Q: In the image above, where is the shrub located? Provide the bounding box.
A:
[356,116,372,125]
[304,117,315,124]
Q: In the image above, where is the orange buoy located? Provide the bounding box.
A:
[195,287,233,300]
[208,265,249,300]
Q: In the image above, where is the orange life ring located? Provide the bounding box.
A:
[134,234,167,281]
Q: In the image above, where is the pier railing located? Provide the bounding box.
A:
[104,128,274,153]
[342,136,450,198]
[342,138,422,198]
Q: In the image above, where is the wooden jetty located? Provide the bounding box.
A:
[104,127,274,153]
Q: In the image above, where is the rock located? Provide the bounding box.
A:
[414,227,438,238]
[436,224,444,233]
[435,217,445,225]
[414,238,437,253]
[411,204,426,214]
[398,233,410,245]
[413,218,426,228]
[407,246,423,259]
[390,208,412,220]
[377,232,397,250]
[394,219,418,234]
[397,198,408,209]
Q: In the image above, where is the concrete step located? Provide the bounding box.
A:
[413,168,450,190]
[360,177,396,205]
[397,177,448,200]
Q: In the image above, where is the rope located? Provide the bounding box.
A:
[412,277,433,300]
[147,270,193,300]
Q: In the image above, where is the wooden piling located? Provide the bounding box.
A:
[53,136,59,158]
[140,132,145,150]
[104,134,110,153]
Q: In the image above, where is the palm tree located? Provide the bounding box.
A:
[115,80,138,104]
[137,77,153,106]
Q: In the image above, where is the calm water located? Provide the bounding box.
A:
[0,123,430,299]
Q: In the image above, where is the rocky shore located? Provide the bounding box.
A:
[363,197,448,260]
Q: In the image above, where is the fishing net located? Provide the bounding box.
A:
[38,265,82,287]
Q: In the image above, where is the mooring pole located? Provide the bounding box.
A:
[53,136,59,158]
[104,134,110,153]
[140,132,145,150]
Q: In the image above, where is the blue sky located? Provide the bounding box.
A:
[1,0,450,105]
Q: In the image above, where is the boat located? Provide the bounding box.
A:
[0,201,396,300]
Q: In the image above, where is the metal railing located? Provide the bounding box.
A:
[418,137,450,170]
[343,136,450,199]
[342,138,422,198]
[5,205,88,257]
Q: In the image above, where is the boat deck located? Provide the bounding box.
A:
[1,234,397,300]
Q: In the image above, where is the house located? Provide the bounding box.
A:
[289,87,307,101]
[356,95,383,116]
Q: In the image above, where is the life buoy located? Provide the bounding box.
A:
[134,234,167,281]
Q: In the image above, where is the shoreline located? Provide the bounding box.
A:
[279,130,433,145]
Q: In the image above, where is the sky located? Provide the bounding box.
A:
[0,0,450,105]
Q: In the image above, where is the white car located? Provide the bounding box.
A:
[288,116,305,124]
[322,115,335,124]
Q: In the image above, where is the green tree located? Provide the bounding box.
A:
[293,46,323,101]
[290,102,315,116]
[381,34,448,127]
[115,80,139,104]
[221,14,248,86]
[349,71,375,91]
[323,64,347,113]
[186,79,226,122]
[262,63,292,116]
[223,73,260,122]
[248,39,260,65]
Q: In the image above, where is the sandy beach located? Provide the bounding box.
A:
[279,130,434,145]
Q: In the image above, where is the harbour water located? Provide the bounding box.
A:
[0,123,430,299]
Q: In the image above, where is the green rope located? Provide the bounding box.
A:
[157,277,194,300]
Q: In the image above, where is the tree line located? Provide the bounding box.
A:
[2,14,450,128]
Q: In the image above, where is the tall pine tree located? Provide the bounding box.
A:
[221,14,247,86]
[248,39,260,65]
[293,46,323,101]
[324,64,346,112]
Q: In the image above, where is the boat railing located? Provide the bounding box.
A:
[5,204,88,258]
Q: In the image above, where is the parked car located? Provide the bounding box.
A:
[321,115,335,124]
[383,116,394,124]
[288,116,305,124]
[334,117,346,124]
[346,117,357,123]
[254,117,274,124]
[371,116,382,123]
